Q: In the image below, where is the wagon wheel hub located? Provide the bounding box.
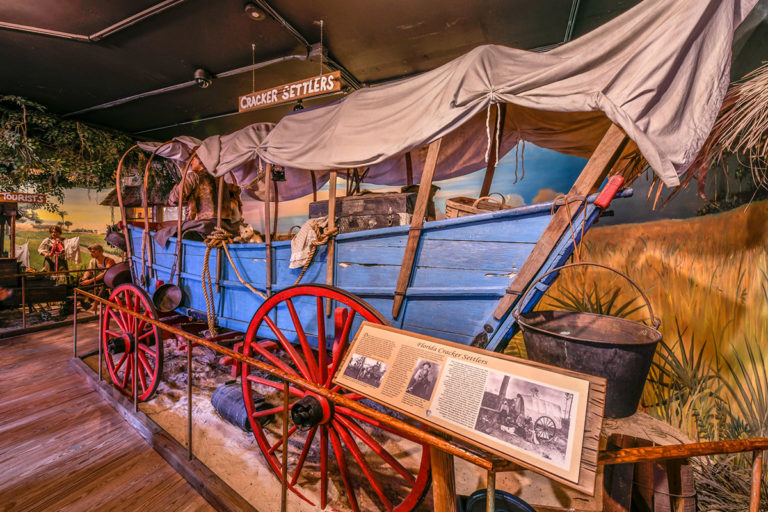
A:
[290,393,334,429]
[106,333,134,355]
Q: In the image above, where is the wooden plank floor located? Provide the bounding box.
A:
[0,322,215,512]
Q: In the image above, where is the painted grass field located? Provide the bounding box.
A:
[525,201,768,507]
[5,230,118,270]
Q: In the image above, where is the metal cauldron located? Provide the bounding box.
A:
[103,261,132,289]
[515,263,662,418]
[153,281,183,312]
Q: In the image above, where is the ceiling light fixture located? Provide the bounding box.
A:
[244,2,266,21]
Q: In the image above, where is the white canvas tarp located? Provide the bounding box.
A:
[138,125,331,201]
[256,0,759,187]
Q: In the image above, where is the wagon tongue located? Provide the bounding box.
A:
[290,394,334,429]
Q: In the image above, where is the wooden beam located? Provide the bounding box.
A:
[265,164,273,297]
[325,170,338,315]
[392,139,442,318]
[479,103,506,197]
[405,152,414,187]
[430,446,457,512]
[492,123,629,319]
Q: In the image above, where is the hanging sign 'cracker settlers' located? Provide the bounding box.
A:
[333,323,607,494]
[238,71,341,112]
[0,192,46,204]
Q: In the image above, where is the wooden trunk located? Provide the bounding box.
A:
[309,192,418,234]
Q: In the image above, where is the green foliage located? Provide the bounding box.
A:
[0,95,138,212]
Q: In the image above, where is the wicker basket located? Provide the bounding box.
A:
[445,193,508,218]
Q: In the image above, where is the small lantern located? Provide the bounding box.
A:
[271,166,286,182]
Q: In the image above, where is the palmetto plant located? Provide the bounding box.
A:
[719,336,768,440]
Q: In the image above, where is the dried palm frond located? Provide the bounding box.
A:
[694,455,768,512]
[682,62,768,199]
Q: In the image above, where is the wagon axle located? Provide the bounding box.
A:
[291,394,335,429]
[106,331,156,355]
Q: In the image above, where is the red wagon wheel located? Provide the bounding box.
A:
[241,284,431,512]
[102,283,163,402]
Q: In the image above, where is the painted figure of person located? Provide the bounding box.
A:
[38,225,68,273]
[80,244,116,311]
[406,361,435,400]
[168,155,218,221]
[168,155,243,223]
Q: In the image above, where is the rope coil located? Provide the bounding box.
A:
[202,228,268,336]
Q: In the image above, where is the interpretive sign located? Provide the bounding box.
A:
[238,71,341,112]
[333,323,606,494]
[0,192,46,204]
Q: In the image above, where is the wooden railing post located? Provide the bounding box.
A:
[751,449,764,512]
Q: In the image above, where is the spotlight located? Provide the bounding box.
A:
[293,99,304,111]
[244,2,266,21]
[193,68,213,88]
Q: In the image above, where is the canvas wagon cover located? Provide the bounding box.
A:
[256,0,758,188]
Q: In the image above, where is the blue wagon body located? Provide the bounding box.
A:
[129,190,630,353]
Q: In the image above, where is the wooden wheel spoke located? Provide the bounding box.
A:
[290,426,318,486]
[138,329,155,342]
[286,299,319,382]
[138,351,154,377]
[328,426,361,512]
[113,352,128,372]
[245,375,305,398]
[336,406,422,445]
[248,342,301,378]
[137,343,157,358]
[317,297,327,384]
[333,420,394,511]
[268,425,298,455]
[120,358,132,389]
[263,315,313,381]
[252,405,284,419]
[336,415,416,485]
[105,329,122,338]
[137,358,148,394]
[107,309,127,332]
[325,309,356,386]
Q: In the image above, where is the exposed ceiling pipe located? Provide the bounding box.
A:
[134,89,346,135]
[563,0,581,43]
[252,0,362,89]
[64,53,308,118]
[0,0,186,43]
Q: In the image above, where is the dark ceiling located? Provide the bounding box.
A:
[1,0,670,142]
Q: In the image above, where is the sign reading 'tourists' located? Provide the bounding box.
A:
[238,71,341,112]
[0,192,47,204]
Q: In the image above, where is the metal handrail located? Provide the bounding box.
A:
[72,287,767,512]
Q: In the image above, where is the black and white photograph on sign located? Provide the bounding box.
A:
[342,354,388,388]
[474,370,574,466]
[405,360,440,401]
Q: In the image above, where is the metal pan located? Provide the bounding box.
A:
[103,261,132,289]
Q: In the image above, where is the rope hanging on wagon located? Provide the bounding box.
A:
[202,228,268,336]
[291,221,338,286]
